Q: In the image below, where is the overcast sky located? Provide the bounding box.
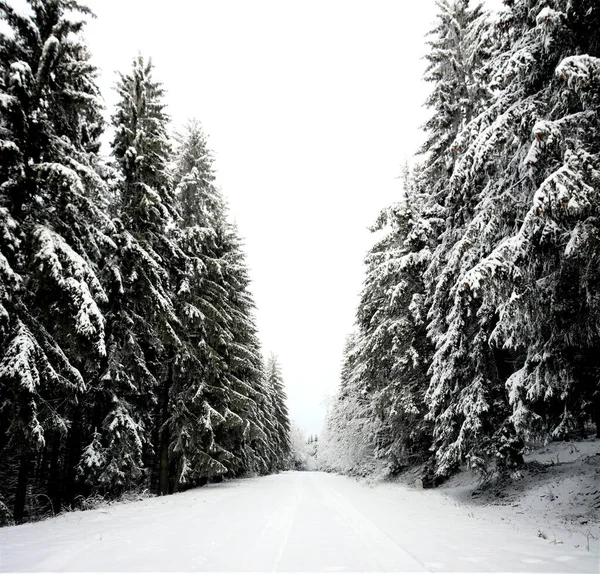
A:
[82,1,456,436]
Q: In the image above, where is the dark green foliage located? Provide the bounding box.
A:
[0,5,290,523]
[265,354,292,470]
[0,0,112,520]
[322,0,600,481]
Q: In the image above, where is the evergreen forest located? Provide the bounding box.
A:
[1,0,600,529]
[0,0,291,524]
[321,0,600,482]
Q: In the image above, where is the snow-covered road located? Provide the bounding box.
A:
[0,471,597,572]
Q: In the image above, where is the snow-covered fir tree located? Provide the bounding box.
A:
[264,353,292,470]
[0,0,113,519]
[450,0,600,446]
[212,221,276,475]
[425,0,600,476]
[305,433,319,470]
[91,54,184,497]
[165,119,236,490]
[356,173,441,474]
[0,1,296,525]
[169,120,293,488]
[420,0,509,477]
[289,422,309,470]
[419,0,493,200]
[325,0,599,483]
[319,334,381,475]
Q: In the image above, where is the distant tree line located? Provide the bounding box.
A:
[0,0,291,525]
[321,0,600,482]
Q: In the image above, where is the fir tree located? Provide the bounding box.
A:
[356,172,440,473]
[419,0,493,199]
[455,0,600,444]
[0,3,288,521]
[168,120,286,487]
[0,0,111,519]
[319,333,380,475]
[99,54,183,496]
[167,119,237,490]
[264,354,292,470]
[214,222,274,475]
[425,0,600,475]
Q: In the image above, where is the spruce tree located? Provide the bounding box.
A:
[167,119,238,489]
[425,0,600,475]
[356,175,440,473]
[264,354,292,469]
[214,222,274,475]
[98,54,183,495]
[421,0,525,477]
[453,0,600,444]
[169,120,285,487]
[419,0,492,199]
[320,333,380,475]
[0,2,295,520]
[0,0,111,519]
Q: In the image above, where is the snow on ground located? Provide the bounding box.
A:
[0,471,598,572]
[426,437,600,555]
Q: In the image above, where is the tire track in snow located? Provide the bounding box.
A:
[316,474,429,572]
[270,472,303,572]
[1,472,597,572]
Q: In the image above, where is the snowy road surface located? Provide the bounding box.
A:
[0,471,598,572]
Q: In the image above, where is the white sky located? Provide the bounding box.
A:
[80,0,497,436]
[82,0,438,437]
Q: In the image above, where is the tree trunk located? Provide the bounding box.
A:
[13,454,29,522]
[172,457,181,494]
[62,407,82,508]
[48,432,61,513]
[159,424,169,496]
[158,364,172,496]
